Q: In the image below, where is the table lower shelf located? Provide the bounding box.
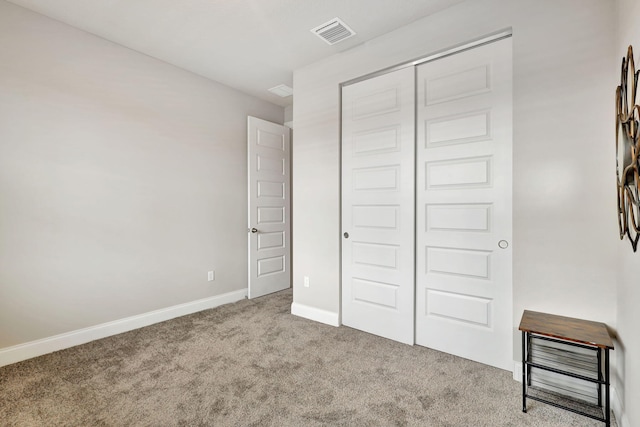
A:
[525,386,609,422]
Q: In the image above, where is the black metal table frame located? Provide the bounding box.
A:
[521,331,610,426]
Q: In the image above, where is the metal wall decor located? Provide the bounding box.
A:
[616,45,640,251]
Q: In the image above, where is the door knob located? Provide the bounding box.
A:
[498,240,509,249]
[250,228,258,233]
[343,232,349,239]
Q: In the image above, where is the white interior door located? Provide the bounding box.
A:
[415,38,513,370]
[248,116,290,299]
[341,67,415,345]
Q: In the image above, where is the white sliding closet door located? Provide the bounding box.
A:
[341,67,415,345]
[415,38,513,370]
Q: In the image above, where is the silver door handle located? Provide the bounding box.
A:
[498,240,509,249]
[250,228,258,233]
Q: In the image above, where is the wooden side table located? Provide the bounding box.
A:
[519,310,614,426]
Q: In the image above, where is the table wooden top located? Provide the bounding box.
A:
[519,310,614,349]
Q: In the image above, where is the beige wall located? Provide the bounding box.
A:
[0,2,283,349]
[615,0,640,425]
[292,0,618,389]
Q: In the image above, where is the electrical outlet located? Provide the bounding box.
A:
[303,276,310,287]
[208,271,215,281]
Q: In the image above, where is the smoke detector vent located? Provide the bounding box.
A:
[311,17,356,45]
[268,84,293,98]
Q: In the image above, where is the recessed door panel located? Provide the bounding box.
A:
[257,256,285,277]
[425,65,490,105]
[258,232,285,251]
[257,181,285,198]
[426,204,491,232]
[352,279,399,309]
[427,110,490,146]
[352,242,399,269]
[353,88,401,119]
[353,126,401,156]
[353,166,399,191]
[426,247,491,279]
[257,207,284,224]
[426,157,491,189]
[257,155,285,175]
[353,205,399,230]
[257,129,285,151]
[426,290,491,327]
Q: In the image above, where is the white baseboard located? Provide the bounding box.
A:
[291,302,339,327]
[513,360,628,426]
[513,361,522,381]
[0,289,247,368]
[611,386,630,427]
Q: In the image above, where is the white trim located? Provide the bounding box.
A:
[513,360,628,427]
[341,27,512,87]
[514,361,522,381]
[291,302,340,327]
[0,289,247,367]
[611,386,630,427]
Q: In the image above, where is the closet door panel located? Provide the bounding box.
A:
[341,67,415,345]
[415,38,513,370]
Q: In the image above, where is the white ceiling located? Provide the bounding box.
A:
[6,0,465,107]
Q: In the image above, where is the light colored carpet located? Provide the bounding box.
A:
[0,289,616,426]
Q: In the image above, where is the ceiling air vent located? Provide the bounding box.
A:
[311,17,356,45]
[268,84,293,97]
